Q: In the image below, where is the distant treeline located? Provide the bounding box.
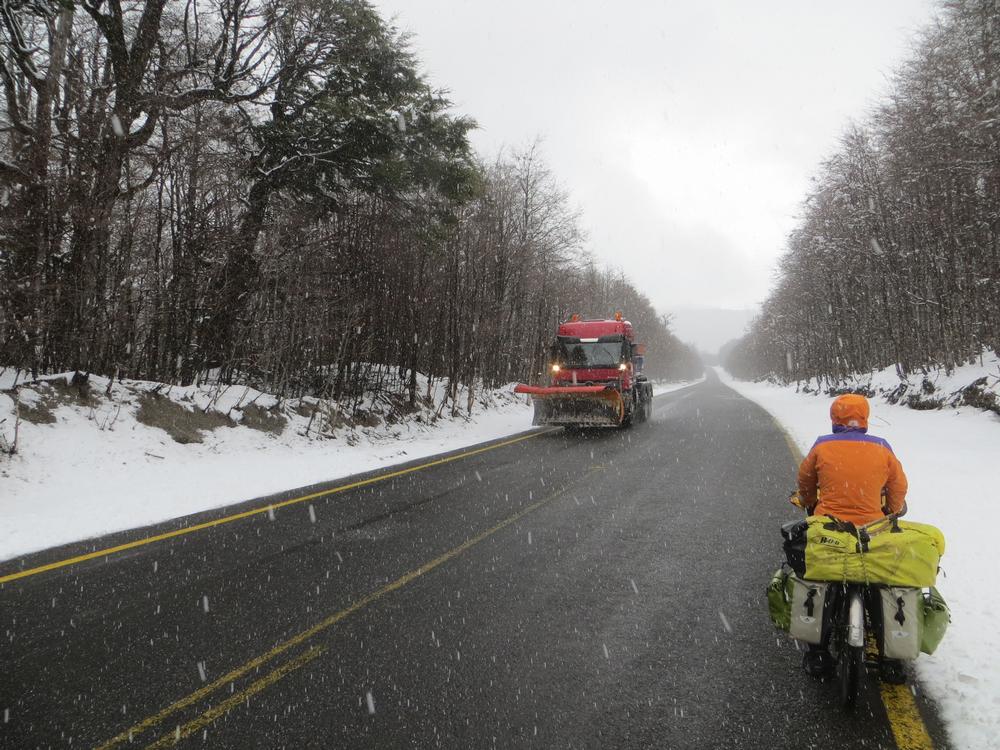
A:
[0,0,700,408]
[724,0,999,383]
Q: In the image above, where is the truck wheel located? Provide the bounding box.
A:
[635,390,650,423]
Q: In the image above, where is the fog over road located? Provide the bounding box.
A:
[0,372,948,749]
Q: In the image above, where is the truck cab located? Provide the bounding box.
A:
[550,317,638,391]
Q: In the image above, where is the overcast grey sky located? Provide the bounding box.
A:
[372,0,938,315]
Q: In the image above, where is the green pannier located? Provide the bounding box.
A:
[920,586,950,655]
[767,567,793,631]
[793,516,945,587]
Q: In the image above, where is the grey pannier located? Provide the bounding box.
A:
[880,587,922,660]
[788,577,831,644]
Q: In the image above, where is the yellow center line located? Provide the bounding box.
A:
[142,646,327,750]
[1,428,555,585]
[881,684,935,750]
[94,469,590,750]
[768,409,935,749]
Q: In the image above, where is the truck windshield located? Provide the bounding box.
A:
[556,341,623,368]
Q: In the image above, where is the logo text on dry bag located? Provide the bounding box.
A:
[818,535,846,548]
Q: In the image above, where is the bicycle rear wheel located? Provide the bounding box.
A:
[839,644,863,710]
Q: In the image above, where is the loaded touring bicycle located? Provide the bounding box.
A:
[768,506,950,709]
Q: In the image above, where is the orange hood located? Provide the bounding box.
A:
[830,394,870,431]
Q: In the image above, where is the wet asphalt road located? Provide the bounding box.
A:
[0,371,949,749]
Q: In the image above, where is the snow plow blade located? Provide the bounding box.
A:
[514,384,625,427]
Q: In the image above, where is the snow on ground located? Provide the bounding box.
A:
[717,365,1000,750]
[792,349,1000,414]
[0,370,702,565]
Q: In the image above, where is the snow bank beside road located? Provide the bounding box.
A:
[718,367,1000,750]
[781,349,1000,415]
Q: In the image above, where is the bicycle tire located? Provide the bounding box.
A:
[839,644,863,710]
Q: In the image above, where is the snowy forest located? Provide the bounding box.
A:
[0,0,701,408]
[724,0,1000,383]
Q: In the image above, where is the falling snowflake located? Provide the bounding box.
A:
[718,611,733,633]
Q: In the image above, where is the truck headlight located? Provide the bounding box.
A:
[551,364,561,373]
[619,363,627,371]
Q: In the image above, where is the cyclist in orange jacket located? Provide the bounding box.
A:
[795,393,909,682]
[797,393,908,525]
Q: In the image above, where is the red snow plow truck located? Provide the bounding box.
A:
[515,313,653,428]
